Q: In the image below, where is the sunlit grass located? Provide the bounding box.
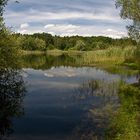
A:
[106,84,140,140]
[46,49,84,56]
[21,50,45,55]
[82,46,136,65]
[23,46,137,65]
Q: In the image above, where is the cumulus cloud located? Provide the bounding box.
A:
[4,0,128,38]
[44,24,55,29]
[44,24,81,36]
[20,23,29,29]
[17,29,27,34]
[17,28,44,34]
[102,28,127,38]
[44,24,80,32]
[16,24,127,38]
[48,32,55,36]
[5,10,121,24]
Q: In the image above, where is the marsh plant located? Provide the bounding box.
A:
[71,79,140,140]
[106,84,140,140]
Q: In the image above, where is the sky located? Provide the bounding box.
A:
[4,0,130,38]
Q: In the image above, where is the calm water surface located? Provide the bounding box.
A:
[0,54,139,140]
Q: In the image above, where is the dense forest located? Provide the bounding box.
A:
[13,33,137,51]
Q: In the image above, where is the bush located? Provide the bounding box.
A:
[17,36,46,51]
[0,30,20,69]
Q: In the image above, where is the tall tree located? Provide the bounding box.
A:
[116,0,140,44]
[0,0,8,15]
[0,0,20,69]
[0,0,8,28]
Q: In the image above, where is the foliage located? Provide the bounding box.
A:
[16,36,46,51]
[0,68,25,139]
[0,0,21,69]
[0,2,26,139]
[0,29,21,69]
[0,0,7,15]
[0,0,7,31]
[47,44,55,50]
[82,46,136,65]
[106,84,140,140]
[71,40,86,51]
[13,33,136,51]
[33,32,54,48]
[116,0,140,43]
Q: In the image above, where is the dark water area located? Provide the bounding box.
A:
[0,54,139,140]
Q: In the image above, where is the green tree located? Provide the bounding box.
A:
[116,0,140,44]
[0,0,8,32]
[33,33,54,48]
[0,0,8,19]
[74,40,86,51]
[0,0,21,69]
[0,30,20,69]
[18,36,46,51]
[34,38,46,51]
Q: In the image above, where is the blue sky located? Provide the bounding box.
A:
[4,0,129,38]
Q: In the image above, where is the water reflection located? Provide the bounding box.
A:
[70,79,120,140]
[21,54,83,70]
[0,53,138,140]
[71,76,140,140]
[21,54,139,77]
[135,57,140,88]
[0,69,25,140]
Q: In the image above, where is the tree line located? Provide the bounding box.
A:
[12,33,136,51]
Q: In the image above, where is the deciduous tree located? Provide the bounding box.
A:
[116,0,140,44]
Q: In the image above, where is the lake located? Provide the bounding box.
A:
[0,54,139,140]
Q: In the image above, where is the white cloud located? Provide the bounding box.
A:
[102,28,127,38]
[45,25,127,38]
[16,25,127,38]
[44,24,80,36]
[17,28,44,34]
[20,23,29,29]
[48,31,55,36]
[4,9,128,38]
[4,0,129,38]
[17,29,27,34]
[44,24,80,31]
[44,24,55,29]
[67,29,76,33]
[5,10,121,24]
[106,29,114,32]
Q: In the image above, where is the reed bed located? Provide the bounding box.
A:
[82,46,136,65]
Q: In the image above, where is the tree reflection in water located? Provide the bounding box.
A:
[0,69,25,140]
[134,56,140,88]
[70,79,120,140]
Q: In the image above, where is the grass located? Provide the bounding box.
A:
[123,56,140,70]
[46,49,67,56]
[106,84,140,140]
[19,46,140,140]
[21,50,45,55]
[21,46,139,68]
[46,49,84,56]
[82,47,136,65]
